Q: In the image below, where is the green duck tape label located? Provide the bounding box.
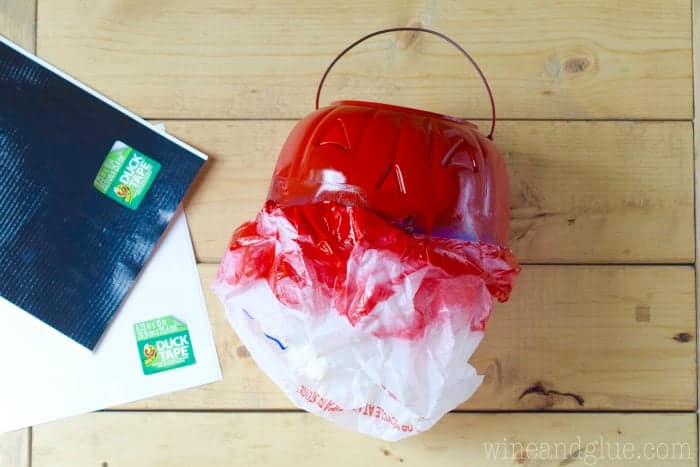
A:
[94,142,161,210]
[134,316,196,375]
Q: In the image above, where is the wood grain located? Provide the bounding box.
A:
[32,412,697,467]
[169,120,695,264]
[36,0,691,119]
[0,0,36,51]
[0,429,29,467]
[120,264,696,411]
[21,1,700,464]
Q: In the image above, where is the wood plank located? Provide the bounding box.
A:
[32,412,697,467]
[121,264,696,411]
[36,0,691,119]
[171,120,694,264]
[0,429,29,467]
[0,0,36,51]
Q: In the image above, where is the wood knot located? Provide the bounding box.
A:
[563,56,591,74]
[236,345,251,358]
[380,447,403,462]
[518,382,584,409]
[397,21,422,49]
[673,332,692,343]
[545,51,596,82]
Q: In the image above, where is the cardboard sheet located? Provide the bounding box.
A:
[0,208,222,433]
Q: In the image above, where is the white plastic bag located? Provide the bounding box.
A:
[213,202,518,441]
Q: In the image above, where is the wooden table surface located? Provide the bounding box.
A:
[0,1,698,466]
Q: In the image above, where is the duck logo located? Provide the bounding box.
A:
[142,343,158,366]
[114,184,133,204]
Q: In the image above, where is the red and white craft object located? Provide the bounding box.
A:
[213,28,520,441]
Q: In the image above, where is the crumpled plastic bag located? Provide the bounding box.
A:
[213,200,519,441]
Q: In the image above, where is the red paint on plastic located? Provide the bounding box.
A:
[220,201,519,339]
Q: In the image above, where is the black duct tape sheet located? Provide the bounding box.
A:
[0,36,206,350]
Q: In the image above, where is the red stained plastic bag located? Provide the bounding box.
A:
[213,28,519,440]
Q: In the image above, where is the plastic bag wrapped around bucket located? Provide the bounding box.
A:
[213,29,520,441]
[214,201,518,440]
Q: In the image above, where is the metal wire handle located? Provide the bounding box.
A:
[315,27,497,140]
